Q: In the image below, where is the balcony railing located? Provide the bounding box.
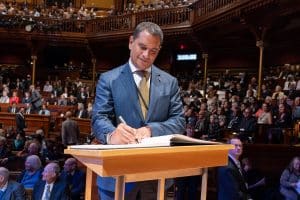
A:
[0,0,278,38]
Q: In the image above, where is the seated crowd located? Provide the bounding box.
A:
[0,63,298,199]
[178,65,300,144]
[0,0,198,20]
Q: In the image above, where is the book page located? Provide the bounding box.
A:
[69,134,220,150]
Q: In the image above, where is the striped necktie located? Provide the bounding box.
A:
[45,184,51,200]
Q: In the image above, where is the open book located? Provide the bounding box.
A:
[69,134,221,150]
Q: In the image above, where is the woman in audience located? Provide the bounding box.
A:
[280,156,300,200]
[17,155,43,189]
[12,133,25,151]
[257,103,273,125]
[292,97,300,121]
[21,91,32,104]
[203,114,221,141]
[9,91,20,104]
[268,103,292,143]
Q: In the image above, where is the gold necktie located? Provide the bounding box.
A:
[138,71,150,119]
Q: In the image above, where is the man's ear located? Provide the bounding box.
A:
[0,175,4,182]
[129,36,134,50]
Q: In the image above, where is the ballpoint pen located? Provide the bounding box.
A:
[118,116,127,124]
[118,116,139,143]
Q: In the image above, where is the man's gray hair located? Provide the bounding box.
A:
[26,155,42,171]
[0,136,6,144]
[0,167,9,181]
[133,22,163,44]
[48,162,60,176]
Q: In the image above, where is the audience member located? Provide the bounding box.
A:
[32,162,70,200]
[8,101,19,114]
[203,114,221,140]
[60,158,85,200]
[280,156,300,200]
[242,157,266,200]
[22,91,32,104]
[16,107,26,136]
[292,97,300,121]
[67,94,77,106]
[25,103,35,114]
[0,167,26,199]
[38,104,51,116]
[30,84,42,111]
[9,91,20,104]
[257,103,272,125]
[0,90,9,103]
[12,133,25,151]
[43,81,53,93]
[269,103,292,143]
[17,155,43,189]
[58,94,68,106]
[75,102,88,118]
[217,137,251,200]
[61,111,80,146]
[0,136,10,166]
[238,108,257,142]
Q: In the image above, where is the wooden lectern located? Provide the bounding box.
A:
[65,144,232,200]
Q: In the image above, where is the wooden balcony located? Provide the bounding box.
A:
[0,0,279,43]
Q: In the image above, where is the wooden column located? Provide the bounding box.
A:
[91,58,96,96]
[202,53,208,98]
[31,55,37,85]
[256,40,264,100]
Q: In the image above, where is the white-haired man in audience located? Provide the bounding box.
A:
[32,162,69,200]
[0,167,26,199]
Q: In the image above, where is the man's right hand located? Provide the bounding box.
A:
[109,123,137,144]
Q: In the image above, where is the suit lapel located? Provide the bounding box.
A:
[119,64,144,119]
[3,181,13,199]
[146,67,163,121]
[39,181,46,200]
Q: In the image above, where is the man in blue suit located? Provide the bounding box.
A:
[92,21,185,200]
[60,158,85,200]
[217,137,252,200]
[0,167,25,200]
[32,162,70,200]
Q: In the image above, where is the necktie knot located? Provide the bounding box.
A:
[137,70,150,81]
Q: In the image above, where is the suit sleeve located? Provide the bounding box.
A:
[13,183,26,200]
[92,75,116,143]
[146,78,185,136]
[61,122,67,145]
[71,171,85,196]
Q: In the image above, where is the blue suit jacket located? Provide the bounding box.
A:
[32,179,70,200]
[217,157,250,200]
[92,63,185,192]
[60,169,85,199]
[1,180,25,200]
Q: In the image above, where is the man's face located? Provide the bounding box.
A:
[63,160,75,173]
[42,164,56,183]
[129,30,161,70]
[229,138,243,159]
[25,159,33,171]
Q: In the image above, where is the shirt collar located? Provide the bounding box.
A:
[45,182,54,190]
[229,154,241,167]
[0,181,8,192]
[128,59,151,74]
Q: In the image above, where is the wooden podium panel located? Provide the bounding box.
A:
[65,144,232,200]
